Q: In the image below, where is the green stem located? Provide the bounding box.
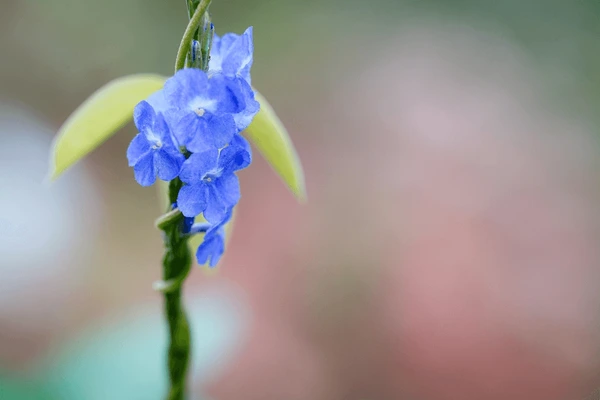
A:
[155,209,183,230]
[159,178,193,400]
[161,1,213,398]
[174,0,213,73]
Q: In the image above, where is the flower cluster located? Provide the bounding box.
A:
[127,27,258,267]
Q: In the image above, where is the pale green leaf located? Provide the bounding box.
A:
[49,74,167,180]
[245,90,307,201]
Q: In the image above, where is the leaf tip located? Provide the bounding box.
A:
[246,89,308,204]
[46,140,61,184]
[44,173,57,186]
[292,175,308,203]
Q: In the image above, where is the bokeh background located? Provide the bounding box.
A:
[2,0,600,399]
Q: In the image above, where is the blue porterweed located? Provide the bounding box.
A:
[128,29,259,261]
[128,65,258,242]
[126,101,186,186]
[49,0,305,398]
[128,9,261,400]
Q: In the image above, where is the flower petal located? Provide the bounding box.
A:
[164,69,209,110]
[146,89,169,113]
[195,236,215,265]
[171,112,201,148]
[177,184,208,217]
[216,208,234,230]
[209,32,238,74]
[133,101,156,136]
[203,175,240,224]
[153,113,173,144]
[209,27,254,84]
[196,233,225,267]
[203,186,228,224]
[133,152,156,186]
[183,216,195,234]
[233,78,260,131]
[208,74,246,114]
[205,113,237,148]
[154,149,184,181]
[222,27,254,83]
[126,133,151,167]
[216,173,241,207]
[218,136,251,173]
[186,128,213,153]
[179,149,219,184]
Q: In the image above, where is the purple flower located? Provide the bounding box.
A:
[196,209,232,267]
[177,137,250,223]
[209,27,254,84]
[163,69,258,152]
[126,101,185,186]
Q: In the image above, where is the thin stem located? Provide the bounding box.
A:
[174,0,212,73]
[161,1,213,398]
[160,178,193,400]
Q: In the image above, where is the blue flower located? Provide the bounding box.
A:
[224,134,252,170]
[209,27,254,84]
[145,89,169,113]
[182,216,195,234]
[126,101,185,186]
[232,79,260,133]
[163,68,259,151]
[177,137,250,222]
[196,209,233,267]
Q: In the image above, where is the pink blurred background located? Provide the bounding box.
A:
[2,1,600,399]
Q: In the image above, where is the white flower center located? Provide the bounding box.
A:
[189,97,216,115]
[146,130,163,150]
[151,140,163,150]
[202,168,222,183]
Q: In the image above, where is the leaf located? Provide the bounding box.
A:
[49,74,166,180]
[245,90,307,201]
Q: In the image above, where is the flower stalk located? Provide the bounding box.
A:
[160,1,212,398]
[159,203,192,400]
[175,0,213,73]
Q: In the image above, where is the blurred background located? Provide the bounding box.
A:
[2,0,600,399]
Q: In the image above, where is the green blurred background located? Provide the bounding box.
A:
[2,0,600,399]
